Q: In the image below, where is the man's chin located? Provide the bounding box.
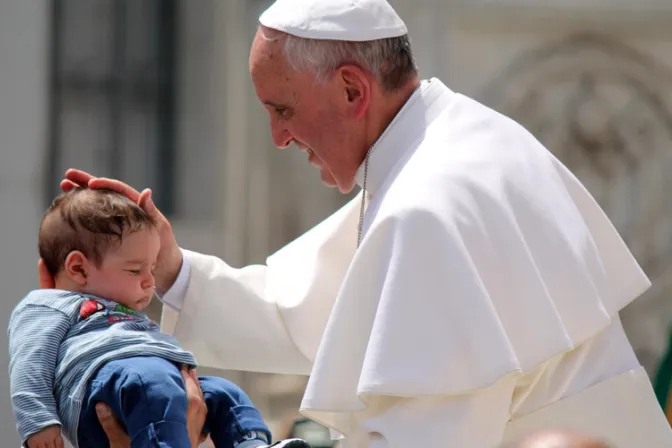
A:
[318,167,356,194]
[335,182,356,194]
[320,173,355,194]
[319,170,338,187]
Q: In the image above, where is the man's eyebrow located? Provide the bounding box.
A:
[263,100,286,108]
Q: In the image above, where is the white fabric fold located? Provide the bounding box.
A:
[503,366,672,447]
[298,79,650,437]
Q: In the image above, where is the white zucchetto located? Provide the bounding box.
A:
[259,0,408,41]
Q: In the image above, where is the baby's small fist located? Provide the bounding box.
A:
[26,425,64,448]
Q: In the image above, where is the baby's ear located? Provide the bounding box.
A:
[64,251,90,286]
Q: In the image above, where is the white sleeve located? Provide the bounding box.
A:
[357,375,516,448]
[162,196,361,376]
[158,249,192,311]
[165,250,314,375]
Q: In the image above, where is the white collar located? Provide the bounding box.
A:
[353,78,456,197]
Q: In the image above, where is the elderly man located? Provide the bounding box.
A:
[47,0,672,446]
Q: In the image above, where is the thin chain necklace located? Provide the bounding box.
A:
[357,145,373,247]
[356,82,422,247]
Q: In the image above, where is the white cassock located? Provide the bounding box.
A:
[160,79,672,447]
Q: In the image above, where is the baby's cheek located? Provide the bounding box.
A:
[121,281,141,297]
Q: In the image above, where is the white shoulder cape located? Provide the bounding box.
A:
[294,79,651,435]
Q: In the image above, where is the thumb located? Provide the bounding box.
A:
[138,189,161,218]
[95,402,111,418]
[96,403,129,445]
[38,259,55,289]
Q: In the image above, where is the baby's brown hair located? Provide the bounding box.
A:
[39,188,156,276]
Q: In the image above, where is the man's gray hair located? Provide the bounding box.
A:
[263,28,418,92]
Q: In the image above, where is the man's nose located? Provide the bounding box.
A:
[271,126,293,149]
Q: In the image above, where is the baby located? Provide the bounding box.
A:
[9,188,311,448]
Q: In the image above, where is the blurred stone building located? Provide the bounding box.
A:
[1,0,672,445]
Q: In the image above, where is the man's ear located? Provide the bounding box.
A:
[338,65,371,119]
[64,251,90,286]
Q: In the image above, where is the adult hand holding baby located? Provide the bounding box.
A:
[93,368,207,448]
[94,404,130,448]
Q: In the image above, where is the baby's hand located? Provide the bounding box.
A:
[26,425,64,448]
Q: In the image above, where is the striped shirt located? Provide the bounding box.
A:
[8,289,197,446]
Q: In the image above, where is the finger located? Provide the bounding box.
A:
[181,367,203,397]
[88,178,141,203]
[138,189,163,220]
[60,179,80,192]
[181,366,194,386]
[55,435,65,448]
[96,403,129,445]
[38,259,55,289]
[189,368,200,382]
[64,169,97,187]
[44,439,56,448]
[190,369,204,397]
[187,367,201,386]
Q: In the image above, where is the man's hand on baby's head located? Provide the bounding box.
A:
[26,425,64,448]
[59,169,183,292]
